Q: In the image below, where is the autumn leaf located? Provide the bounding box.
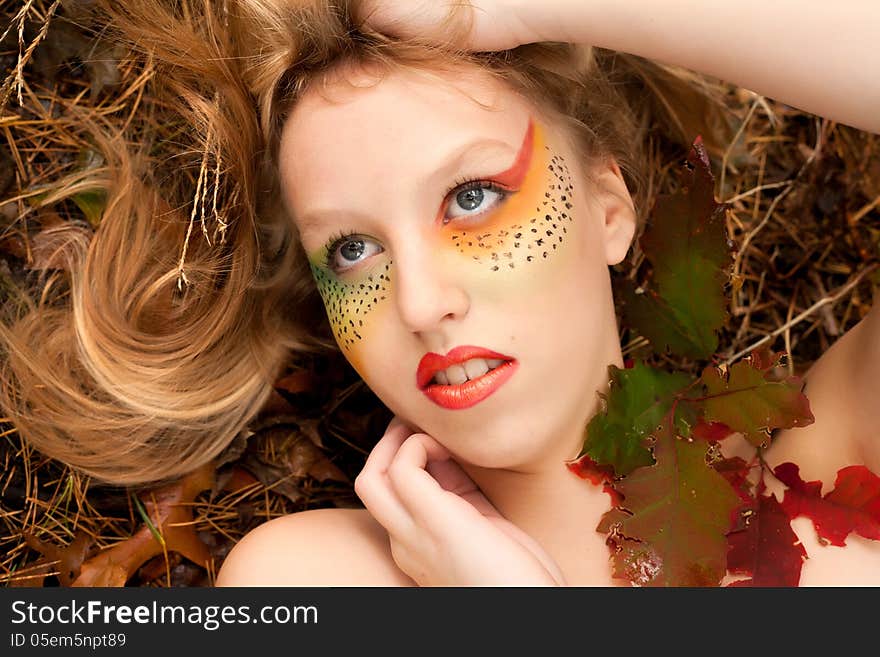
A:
[692,421,735,442]
[577,362,692,476]
[774,463,880,547]
[274,369,317,395]
[699,350,814,448]
[604,416,742,586]
[726,492,807,587]
[605,537,665,586]
[709,457,753,507]
[12,531,95,587]
[243,424,349,505]
[566,454,622,506]
[567,452,615,486]
[621,137,731,360]
[72,463,215,587]
[286,430,350,483]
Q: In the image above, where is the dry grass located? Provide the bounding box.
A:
[1,1,877,587]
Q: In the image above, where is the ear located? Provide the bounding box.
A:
[593,158,637,266]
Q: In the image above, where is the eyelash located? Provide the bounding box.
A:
[322,227,362,271]
[322,178,512,272]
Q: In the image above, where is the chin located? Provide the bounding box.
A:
[417,410,554,470]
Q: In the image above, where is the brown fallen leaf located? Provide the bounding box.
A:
[274,368,316,395]
[0,208,82,268]
[287,432,349,483]
[252,388,298,423]
[72,463,215,587]
[6,562,53,588]
[213,464,260,497]
[137,552,207,587]
[243,424,349,505]
[11,530,95,587]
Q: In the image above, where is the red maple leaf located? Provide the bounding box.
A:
[566,454,622,506]
[774,462,880,547]
[606,419,742,586]
[713,456,754,505]
[726,492,807,586]
[693,420,735,442]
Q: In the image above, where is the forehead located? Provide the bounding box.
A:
[283,63,525,145]
[278,65,541,231]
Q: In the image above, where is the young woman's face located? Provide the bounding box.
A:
[280,64,636,470]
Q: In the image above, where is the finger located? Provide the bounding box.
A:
[355,2,444,39]
[424,457,503,519]
[387,413,421,435]
[355,0,476,47]
[359,418,410,479]
[394,434,497,515]
[387,433,483,526]
[354,420,415,534]
[433,471,505,520]
[426,457,479,496]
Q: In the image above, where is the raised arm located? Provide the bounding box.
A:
[537,0,880,135]
[358,0,880,134]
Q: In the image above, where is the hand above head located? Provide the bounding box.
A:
[354,0,557,52]
[356,0,880,135]
[355,415,566,586]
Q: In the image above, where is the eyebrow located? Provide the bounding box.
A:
[296,118,536,241]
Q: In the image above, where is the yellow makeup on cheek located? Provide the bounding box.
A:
[308,257,394,372]
[441,120,575,272]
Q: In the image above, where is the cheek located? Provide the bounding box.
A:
[309,260,394,373]
[439,146,577,290]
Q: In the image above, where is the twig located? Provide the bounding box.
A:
[0,0,62,114]
[732,183,794,279]
[723,263,879,365]
[720,96,760,197]
[848,193,880,225]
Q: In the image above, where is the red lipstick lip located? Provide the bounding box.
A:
[416,345,515,390]
[420,359,518,410]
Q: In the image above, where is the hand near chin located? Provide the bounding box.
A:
[354,416,566,586]
[354,1,558,52]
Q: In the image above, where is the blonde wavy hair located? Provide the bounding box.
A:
[0,0,722,485]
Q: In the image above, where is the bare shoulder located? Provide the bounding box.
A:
[215,507,415,587]
[752,303,880,585]
[768,301,880,480]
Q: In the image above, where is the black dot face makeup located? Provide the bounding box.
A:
[309,261,394,351]
[306,119,576,356]
[442,122,575,271]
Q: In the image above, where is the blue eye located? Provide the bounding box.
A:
[445,181,507,220]
[320,180,510,274]
[324,233,383,273]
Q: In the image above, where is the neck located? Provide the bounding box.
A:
[466,458,621,586]
[461,353,627,587]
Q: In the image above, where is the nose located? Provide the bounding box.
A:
[391,235,470,336]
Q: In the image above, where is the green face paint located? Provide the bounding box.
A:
[308,255,394,368]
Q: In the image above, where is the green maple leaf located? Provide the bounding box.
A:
[622,138,731,360]
[607,417,742,586]
[579,363,692,476]
[699,349,815,448]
